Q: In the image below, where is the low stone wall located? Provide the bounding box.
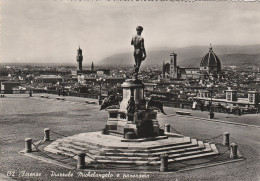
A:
[162,101,259,115]
[27,89,100,99]
[162,101,192,109]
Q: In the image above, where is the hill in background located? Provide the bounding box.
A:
[98,45,260,67]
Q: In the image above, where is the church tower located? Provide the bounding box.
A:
[162,60,165,78]
[77,46,83,71]
[170,52,177,78]
[91,62,94,71]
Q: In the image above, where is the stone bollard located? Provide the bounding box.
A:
[25,138,32,153]
[160,154,168,172]
[101,128,108,135]
[230,143,238,159]
[223,132,230,146]
[164,124,170,133]
[77,152,86,169]
[44,128,50,141]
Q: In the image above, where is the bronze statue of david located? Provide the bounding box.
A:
[131,26,147,77]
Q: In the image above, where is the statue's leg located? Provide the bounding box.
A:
[135,66,139,74]
[133,53,142,79]
[134,54,138,66]
[133,54,138,74]
[136,54,143,72]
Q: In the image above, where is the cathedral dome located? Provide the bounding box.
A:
[200,46,221,72]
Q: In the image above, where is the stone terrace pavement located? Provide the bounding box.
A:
[34,93,99,105]
[4,93,259,127]
[33,93,260,127]
[0,93,259,181]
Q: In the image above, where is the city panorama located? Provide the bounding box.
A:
[0,1,260,181]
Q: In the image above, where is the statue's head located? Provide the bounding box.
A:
[136,26,143,35]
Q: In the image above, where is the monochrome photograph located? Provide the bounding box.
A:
[0,0,260,180]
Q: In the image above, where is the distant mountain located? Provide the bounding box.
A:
[98,45,260,67]
[219,54,260,66]
[182,54,260,67]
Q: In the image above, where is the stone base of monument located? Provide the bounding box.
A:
[44,131,219,165]
[102,78,162,139]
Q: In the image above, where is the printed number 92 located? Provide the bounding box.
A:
[7,171,15,177]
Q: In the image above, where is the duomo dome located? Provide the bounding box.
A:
[200,46,221,73]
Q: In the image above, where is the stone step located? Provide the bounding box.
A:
[64,140,101,149]
[121,136,168,142]
[88,159,159,165]
[60,143,102,155]
[91,147,213,162]
[97,138,192,152]
[86,148,218,165]
[56,146,82,156]
[148,139,196,152]
[44,131,220,166]
[49,144,218,165]
[48,139,206,160]
[209,143,219,154]
[44,146,77,158]
[66,141,103,151]
[100,144,204,157]
[100,141,204,157]
[56,133,192,149]
[55,145,105,157]
[143,137,192,150]
[47,140,215,162]
[51,142,204,159]
[47,138,207,157]
[59,137,193,151]
[84,154,99,164]
[108,130,125,138]
[174,148,219,162]
[100,139,195,154]
[169,144,213,159]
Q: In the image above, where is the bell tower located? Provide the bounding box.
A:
[91,62,94,71]
[170,52,177,78]
[77,46,83,71]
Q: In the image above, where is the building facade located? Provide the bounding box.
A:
[34,75,63,84]
[1,82,21,94]
[196,88,260,109]
[163,45,221,81]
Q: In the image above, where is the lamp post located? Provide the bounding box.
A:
[208,85,215,119]
[96,78,105,105]
[29,88,32,97]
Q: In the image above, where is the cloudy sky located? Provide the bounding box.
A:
[1,0,260,64]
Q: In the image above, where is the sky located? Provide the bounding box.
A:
[1,0,260,64]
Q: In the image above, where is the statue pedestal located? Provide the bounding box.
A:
[104,78,160,139]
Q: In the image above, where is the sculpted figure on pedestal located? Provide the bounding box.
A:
[131,26,146,79]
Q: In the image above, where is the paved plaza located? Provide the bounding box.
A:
[0,94,259,181]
